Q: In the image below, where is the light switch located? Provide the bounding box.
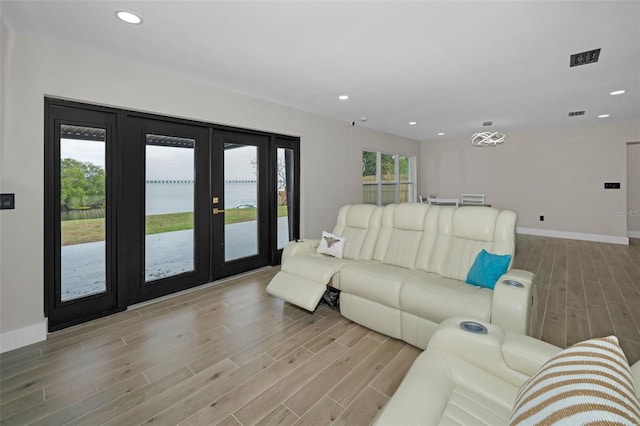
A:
[0,193,15,209]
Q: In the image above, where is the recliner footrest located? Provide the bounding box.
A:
[266,271,328,311]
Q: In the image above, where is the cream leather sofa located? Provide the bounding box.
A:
[374,317,640,425]
[267,203,537,348]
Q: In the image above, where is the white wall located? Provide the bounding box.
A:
[628,143,640,237]
[0,28,421,350]
[421,123,639,243]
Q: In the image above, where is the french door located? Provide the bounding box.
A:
[209,132,300,274]
[45,100,299,330]
[122,117,211,304]
[45,104,120,330]
[211,130,270,279]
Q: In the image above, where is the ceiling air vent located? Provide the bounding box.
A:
[568,110,585,117]
[570,48,601,67]
[482,121,493,126]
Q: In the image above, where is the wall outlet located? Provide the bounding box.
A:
[539,215,544,221]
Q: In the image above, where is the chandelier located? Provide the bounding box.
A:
[471,131,506,147]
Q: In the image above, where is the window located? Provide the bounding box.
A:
[362,150,415,205]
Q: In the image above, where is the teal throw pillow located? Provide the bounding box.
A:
[466,249,512,289]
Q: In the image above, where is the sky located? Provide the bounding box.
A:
[61,139,105,168]
[60,138,259,181]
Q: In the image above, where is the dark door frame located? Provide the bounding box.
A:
[122,115,212,305]
[44,101,122,331]
[210,129,270,280]
[44,98,300,330]
[271,136,301,265]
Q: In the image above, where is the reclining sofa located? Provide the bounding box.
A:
[267,203,537,348]
[374,317,640,425]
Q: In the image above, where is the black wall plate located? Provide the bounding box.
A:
[0,193,15,209]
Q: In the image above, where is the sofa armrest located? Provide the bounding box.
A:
[427,317,535,387]
[501,332,561,377]
[491,269,537,336]
[282,239,320,263]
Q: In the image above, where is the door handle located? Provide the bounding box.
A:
[213,208,225,215]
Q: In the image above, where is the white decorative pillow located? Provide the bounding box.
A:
[316,231,346,259]
[510,335,640,425]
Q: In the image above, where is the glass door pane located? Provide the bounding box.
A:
[381,153,396,205]
[362,151,378,204]
[60,125,107,301]
[224,143,258,261]
[399,155,411,203]
[276,148,293,249]
[145,135,195,281]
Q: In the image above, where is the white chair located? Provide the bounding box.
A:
[419,194,437,203]
[461,193,485,206]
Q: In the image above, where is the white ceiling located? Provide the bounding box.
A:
[1,1,639,141]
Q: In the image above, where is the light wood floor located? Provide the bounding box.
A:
[1,235,639,425]
[516,235,640,364]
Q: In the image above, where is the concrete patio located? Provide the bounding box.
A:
[61,217,291,301]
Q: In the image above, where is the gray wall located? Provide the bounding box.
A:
[420,123,639,242]
[0,28,421,350]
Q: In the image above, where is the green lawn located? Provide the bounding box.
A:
[61,206,288,246]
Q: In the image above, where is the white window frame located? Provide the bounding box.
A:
[362,150,415,205]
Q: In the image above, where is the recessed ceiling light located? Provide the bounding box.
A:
[338,95,349,101]
[598,114,610,118]
[438,132,445,136]
[409,121,417,125]
[115,10,143,24]
[609,90,626,96]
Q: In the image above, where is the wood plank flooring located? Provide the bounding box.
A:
[0,269,421,425]
[1,235,639,425]
[516,235,640,364]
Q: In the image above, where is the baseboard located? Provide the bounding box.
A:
[517,227,629,245]
[628,230,640,238]
[0,319,47,354]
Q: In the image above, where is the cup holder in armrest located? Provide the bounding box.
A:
[502,279,525,288]
[459,321,488,334]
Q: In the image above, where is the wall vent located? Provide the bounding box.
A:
[570,48,601,67]
[568,110,585,117]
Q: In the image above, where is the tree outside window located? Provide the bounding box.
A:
[61,158,105,210]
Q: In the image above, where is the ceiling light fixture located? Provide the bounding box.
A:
[609,90,626,96]
[409,121,417,125]
[438,132,445,136]
[338,95,349,101]
[471,132,506,147]
[115,10,143,24]
[598,114,610,118]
